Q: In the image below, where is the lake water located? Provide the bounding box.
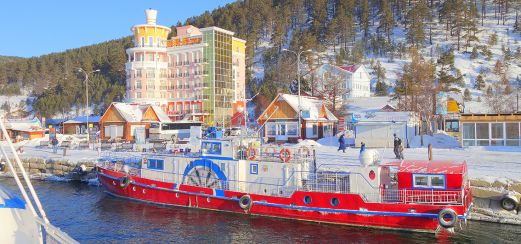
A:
[1,177,519,243]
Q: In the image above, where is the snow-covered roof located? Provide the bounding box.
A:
[5,118,43,132]
[345,96,397,113]
[352,111,416,123]
[398,160,466,175]
[63,116,102,124]
[112,103,146,122]
[150,106,171,122]
[109,103,171,123]
[279,94,338,121]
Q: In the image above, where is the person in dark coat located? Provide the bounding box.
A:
[393,134,402,159]
[360,142,366,154]
[338,134,347,153]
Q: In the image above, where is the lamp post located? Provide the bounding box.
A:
[282,48,312,139]
[77,68,100,143]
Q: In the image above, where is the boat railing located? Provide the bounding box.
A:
[247,145,314,164]
[35,217,78,244]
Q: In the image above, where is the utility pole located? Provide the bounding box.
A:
[282,48,312,139]
[78,68,100,144]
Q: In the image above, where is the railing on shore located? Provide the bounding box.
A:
[99,159,465,206]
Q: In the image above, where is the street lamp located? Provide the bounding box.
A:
[77,68,100,143]
[282,48,312,139]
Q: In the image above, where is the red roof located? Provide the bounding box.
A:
[339,64,359,73]
[397,160,467,175]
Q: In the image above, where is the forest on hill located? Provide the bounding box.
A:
[0,0,520,118]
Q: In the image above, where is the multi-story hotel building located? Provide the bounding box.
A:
[125,9,246,125]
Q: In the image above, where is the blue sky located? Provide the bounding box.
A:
[0,0,235,57]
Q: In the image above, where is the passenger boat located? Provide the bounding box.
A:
[96,134,472,233]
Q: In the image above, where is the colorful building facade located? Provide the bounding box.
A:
[125,9,246,125]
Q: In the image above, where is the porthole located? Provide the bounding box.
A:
[132,186,136,191]
[303,196,312,204]
[330,198,339,207]
[207,197,211,203]
[142,189,146,194]
[175,193,179,198]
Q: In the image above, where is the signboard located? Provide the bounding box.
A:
[435,92,448,115]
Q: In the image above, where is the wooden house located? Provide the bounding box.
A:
[99,103,171,141]
[1,118,45,141]
[257,93,338,143]
[63,116,101,135]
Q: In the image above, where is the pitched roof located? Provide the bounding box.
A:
[279,94,338,121]
[108,103,171,123]
[150,106,171,122]
[5,118,44,132]
[339,64,359,73]
[63,116,102,124]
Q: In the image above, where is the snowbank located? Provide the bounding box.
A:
[409,131,460,148]
[296,139,322,147]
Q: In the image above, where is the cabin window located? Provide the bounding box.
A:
[250,163,258,175]
[413,174,446,189]
[202,142,221,155]
[430,176,445,188]
[413,175,429,187]
[148,159,164,170]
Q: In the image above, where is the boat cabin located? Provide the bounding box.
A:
[396,160,467,190]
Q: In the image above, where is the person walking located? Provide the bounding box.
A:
[359,142,366,154]
[51,137,59,154]
[393,134,402,159]
[337,134,347,153]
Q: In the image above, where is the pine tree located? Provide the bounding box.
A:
[489,32,498,45]
[406,0,430,47]
[504,84,513,95]
[470,46,479,59]
[486,85,493,97]
[378,0,394,43]
[463,88,472,101]
[462,2,480,51]
[360,0,370,39]
[475,74,486,90]
[375,81,389,96]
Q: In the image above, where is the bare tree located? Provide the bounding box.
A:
[485,82,517,113]
[315,72,350,115]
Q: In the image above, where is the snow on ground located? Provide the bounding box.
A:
[2,137,520,182]
[313,144,521,181]
[409,130,461,149]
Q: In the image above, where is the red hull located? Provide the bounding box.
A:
[97,167,470,232]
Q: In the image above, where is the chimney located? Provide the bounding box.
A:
[145,9,157,25]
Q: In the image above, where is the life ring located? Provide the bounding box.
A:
[438,208,457,228]
[119,176,131,189]
[239,195,253,210]
[279,148,291,163]
[500,195,519,211]
[246,147,257,160]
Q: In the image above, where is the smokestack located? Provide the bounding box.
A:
[145,9,157,25]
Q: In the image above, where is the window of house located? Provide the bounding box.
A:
[287,123,298,136]
[491,123,504,146]
[506,123,520,146]
[475,123,489,146]
[148,36,154,47]
[148,159,164,170]
[267,123,276,136]
[140,37,145,47]
[277,124,286,136]
[445,120,459,132]
[312,124,318,136]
